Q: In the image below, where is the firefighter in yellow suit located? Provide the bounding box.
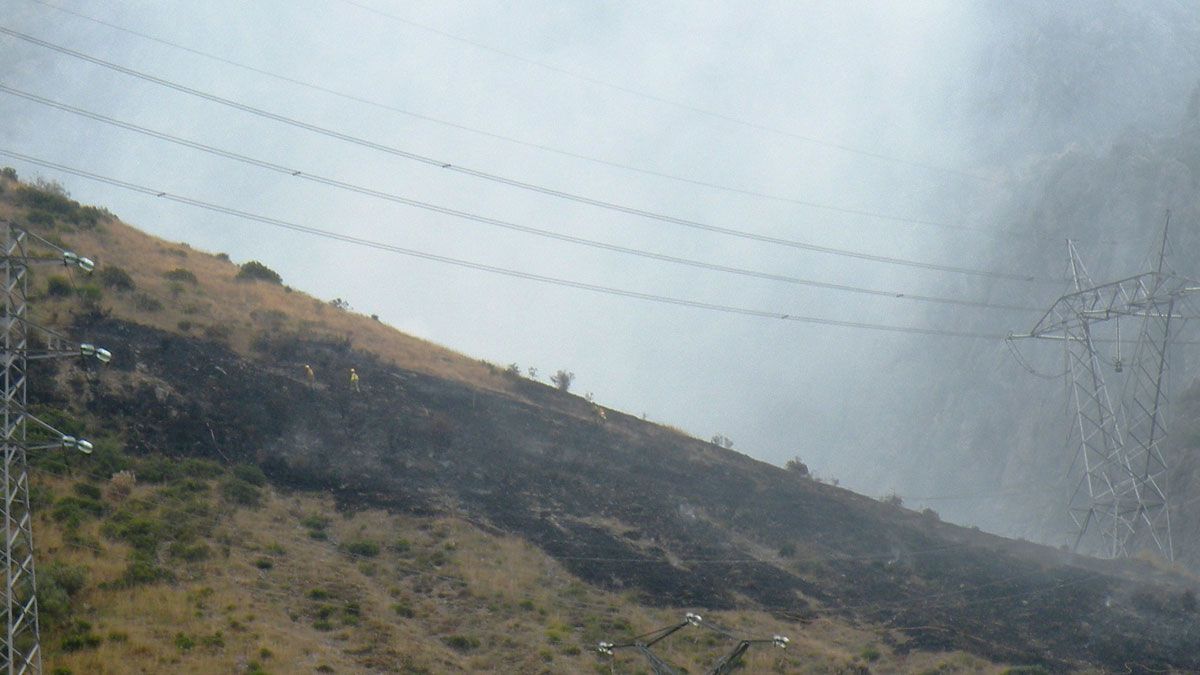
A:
[350,368,360,392]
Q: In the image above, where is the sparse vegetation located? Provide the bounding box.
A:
[710,434,734,449]
[550,369,574,392]
[785,456,810,477]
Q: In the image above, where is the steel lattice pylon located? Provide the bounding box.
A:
[0,221,106,674]
[1011,219,1200,561]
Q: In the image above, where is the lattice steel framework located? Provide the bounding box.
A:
[1011,221,1200,561]
[1,221,105,674]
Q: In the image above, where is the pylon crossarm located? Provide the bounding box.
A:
[1029,272,1200,337]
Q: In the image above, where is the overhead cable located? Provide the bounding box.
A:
[25,0,1026,241]
[0,148,1016,340]
[0,85,1044,314]
[332,0,997,184]
[0,26,1059,284]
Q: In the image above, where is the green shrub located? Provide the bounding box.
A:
[236,261,282,284]
[174,632,196,651]
[26,210,55,227]
[442,635,479,652]
[164,268,198,284]
[254,558,273,570]
[220,477,262,507]
[392,602,415,618]
[132,293,163,312]
[38,562,87,625]
[17,182,74,216]
[52,495,105,528]
[1,167,16,181]
[200,631,225,648]
[343,540,380,558]
[169,541,212,562]
[97,266,135,291]
[72,482,102,500]
[233,463,267,486]
[180,457,224,479]
[61,620,103,652]
[77,284,102,306]
[300,514,329,531]
[47,276,72,297]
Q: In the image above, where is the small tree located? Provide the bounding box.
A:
[785,457,810,477]
[710,434,734,449]
[550,370,574,392]
[235,260,282,284]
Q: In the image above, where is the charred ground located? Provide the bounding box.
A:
[45,316,1197,673]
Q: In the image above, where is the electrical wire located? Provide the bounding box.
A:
[330,0,998,184]
[0,25,1060,285]
[0,148,1021,340]
[21,0,1040,243]
[0,85,1046,314]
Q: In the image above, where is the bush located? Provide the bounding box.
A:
[117,556,173,587]
[785,457,810,477]
[52,495,105,528]
[61,621,103,652]
[550,369,574,392]
[1,167,16,181]
[442,635,479,652]
[232,463,267,487]
[38,562,87,625]
[97,266,134,291]
[236,261,282,284]
[169,541,211,562]
[164,268,198,284]
[47,275,72,297]
[132,293,163,312]
[343,540,381,558]
[220,476,262,507]
[72,482,102,500]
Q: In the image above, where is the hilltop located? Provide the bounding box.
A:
[1,171,1199,673]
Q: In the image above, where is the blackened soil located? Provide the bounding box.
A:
[61,320,1200,672]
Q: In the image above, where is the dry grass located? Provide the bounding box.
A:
[31,473,1011,674]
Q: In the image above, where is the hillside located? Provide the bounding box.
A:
[2,171,1199,673]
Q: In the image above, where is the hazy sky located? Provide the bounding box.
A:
[2,0,1048,486]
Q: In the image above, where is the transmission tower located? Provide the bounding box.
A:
[1,220,109,674]
[1010,216,1200,561]
[597,612,789,675]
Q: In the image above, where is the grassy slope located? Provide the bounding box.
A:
[0,175,1018,673]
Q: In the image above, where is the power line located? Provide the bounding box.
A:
[0,85,1045,314]
[0,25,1059,285]
[331,0,996,185]
[0,148,1016,341]
[24,0,1027,242]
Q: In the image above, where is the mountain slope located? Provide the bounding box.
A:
[2,171,1199,673]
